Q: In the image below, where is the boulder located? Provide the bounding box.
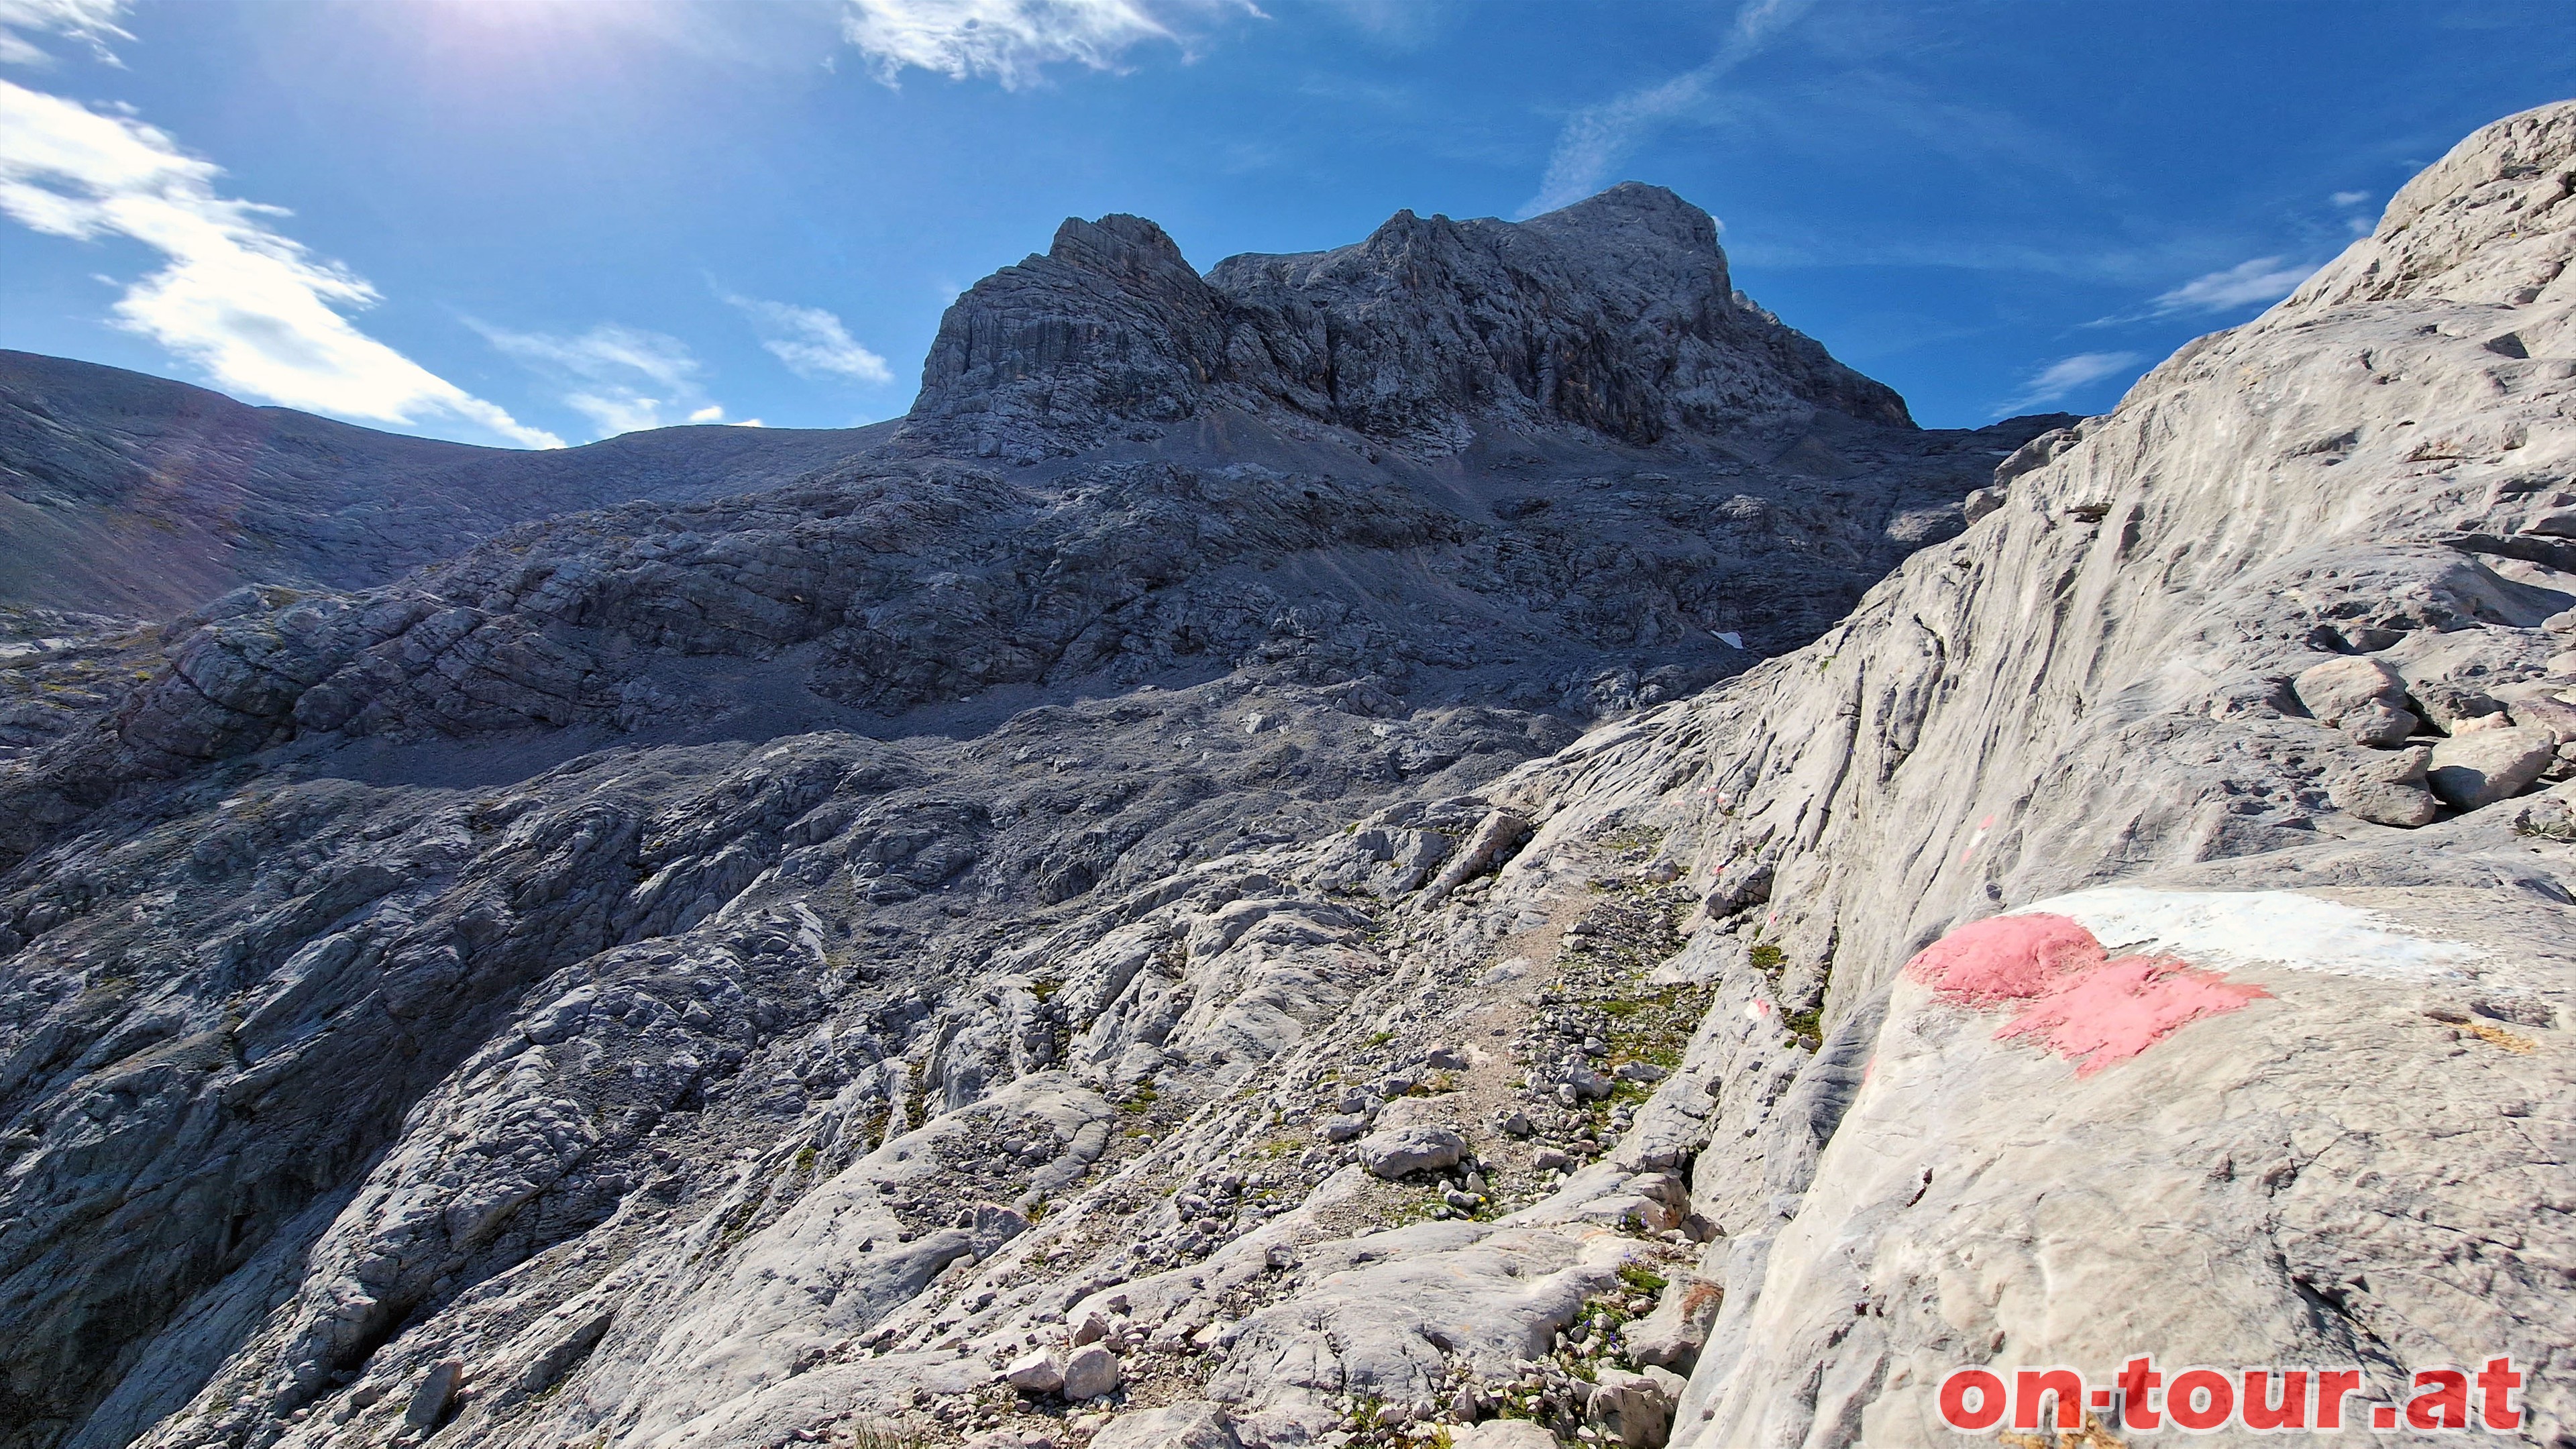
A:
[2292,655,2406,725]
[971,1203,1030,1258]
[1624,1271,1724,1373]
[1587,1366,1676,1449]
[1005,1349,1065,1395]
[1091,1401,1240,1449]
[1061,1343,1122,1401]
[1451,1421,1560,1449]
[2426,727,2557,809]
[2408,676,2504,731]
[1415,809,1533,906]
[2326,744,2439,827]
[2341,700,2419,747]
[403,1358,466,1430]
[1357,1124,1466,1179]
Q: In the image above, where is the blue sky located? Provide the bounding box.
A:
[1,0,2571,446]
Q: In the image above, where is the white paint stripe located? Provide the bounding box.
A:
[2008,886,2488,982]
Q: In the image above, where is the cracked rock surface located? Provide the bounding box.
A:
[3,102,2575,1449]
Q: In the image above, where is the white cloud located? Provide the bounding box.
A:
[720,290,894,384]
[1520,0,1815,217]
[0,0,130,66]
[2145,256,2316,317]
[2330,189,2372,208]
[1996,351,2141,415]
[839,0,1235,89]
[0,76,561,446]
[474,320,719,439]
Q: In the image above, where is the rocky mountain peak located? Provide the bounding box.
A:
[1519,180,1724,252]
[904,184,1908,462]
[1044,212,1203,290]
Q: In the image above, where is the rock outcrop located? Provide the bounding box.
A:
[905,184,1908,461]
[2,100,2573,1449]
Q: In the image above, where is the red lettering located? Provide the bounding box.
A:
[2015,1368,2084,1430]
[2477,1358,2524,1430]
[2408,1369,2469,1430]
[2169,1368,2235,1432]
[2243,1369,2305,1430]
[2314,1369,2362,1428]
[2120,1356,2163,1430]
[1940,1368,2006,1431]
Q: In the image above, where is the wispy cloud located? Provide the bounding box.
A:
[1519,0,1815,217]
[2330,189,2372,209]
[1996,350,2141,415]
[472,321,723,439]
[0,76,561,447]
[0,0,129,66]
[837,0,1244,89]
[2080,255,2318,329]
[2145,256,2314,317]
[720,290,894,384]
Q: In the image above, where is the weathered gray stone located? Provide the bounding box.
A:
[402,1359,464,1430]
[1357,1125,1466,1180]
[1587,1367,1676,1449]
[2328,743,2440,826]
[2341,699,2419,746]
[1451,1422,1561,1449]
[1004,1350,1063,1395]
[2427,726,2557,808]
[1624,1271,1724,1373]
[1089,1401,1240,1449]
[1060,1344,1121,1401]
[2293,655,2407,724]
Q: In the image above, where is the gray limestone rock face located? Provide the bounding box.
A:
[906,185,1909,462]
[1091,1401,1242,1449]
[6,93,2576,1449]
[2428,726,2559,809]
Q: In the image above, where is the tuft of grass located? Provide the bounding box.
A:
[1748,943,1784,974]
[1619,1263,1668,1295]
[845,1419,938,1449]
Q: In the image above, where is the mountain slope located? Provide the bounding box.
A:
[6,119,2552,1449]
[0,351,888,615]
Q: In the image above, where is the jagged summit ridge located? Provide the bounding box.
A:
[906,184,1907,460]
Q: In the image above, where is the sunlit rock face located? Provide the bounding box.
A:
[5,101,2575,1449]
